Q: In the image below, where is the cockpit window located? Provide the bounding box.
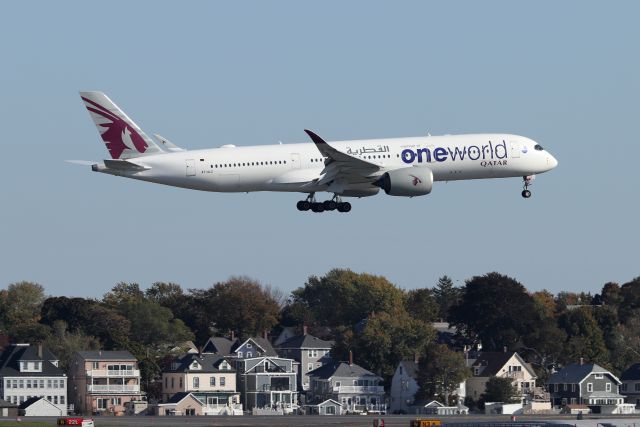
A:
[534,144,544,151]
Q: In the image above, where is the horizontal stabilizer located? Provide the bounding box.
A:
[103,159,150,171]
[65,160,97,166]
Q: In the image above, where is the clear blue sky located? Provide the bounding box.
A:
[1,1,638,298]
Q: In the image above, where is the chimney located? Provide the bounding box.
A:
[230,330,235,341]
[349,350,353,366]
[99,350,102,356]
[580,357,584,365]
[503,346,507,353]
[37,344,43,359]
[263,330,268,340]
[303,325,308,336]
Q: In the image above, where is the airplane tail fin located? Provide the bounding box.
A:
[79,91,162,159]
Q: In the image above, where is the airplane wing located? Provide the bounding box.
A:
[304,130,381,186]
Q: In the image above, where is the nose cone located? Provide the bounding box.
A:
[548,154,558,169]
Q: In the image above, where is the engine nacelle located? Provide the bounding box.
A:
[373,166,433,197]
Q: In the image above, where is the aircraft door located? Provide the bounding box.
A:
[510,141,521,158]
[290,153,301,169]
[185,159,196,176]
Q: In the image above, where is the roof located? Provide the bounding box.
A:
[471,352,519,376]
[0,398,17,408]
[621,363,640,381]
[398,360,419,379]
[548,363,621,385]
[278,334,333,350]
[233,337,278,356]
[0,344,65,377]
[76,350,136,361]
[18,396,54,410]
[308,361,380,380]
[165,392,199,405]
[167,353,234,373]
[203,337,237,355]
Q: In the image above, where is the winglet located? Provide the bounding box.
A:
[304,129,327,146]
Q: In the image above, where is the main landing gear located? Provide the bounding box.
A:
[521,175,533,198]
[296,193,352,213]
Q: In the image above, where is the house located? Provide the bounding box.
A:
[305,398,342,415]
[418,400,469,415]
[202,334,279,361]
[155,392,204,416]
[0,398,18,418]
[620,363,640,407]
[69,351,143,415]
[276,326,333,392]
[0,343,67,415]
[161,352,241,415]
[18,396,64,416]
[466,351,537,402]
[236,356,299,412]
[307,355,385,414]
[390,359,420,414]
[547,362,633,414]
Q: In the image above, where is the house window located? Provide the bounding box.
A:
[180,377,183,388]
[563,384,567,391]
[308,363,313,371]
[635,383,640,392]
[621,383,627,391]
[237,351,243,358]
[606,383,611,392]
[220,377,226,386]
[246,352,252,358]
[210,377,216,387]
[247,343,252,348]
[594,373,603,379]
[54,396,58,404]
[193,377,200,388]
[97,398,107,410]
[93,362,99,369]
[561,398,567,405]
[587,383,593,392]
[474,367,480,376]
[171,377,174,388]
[335,381,341,387]
[35,362,41,370]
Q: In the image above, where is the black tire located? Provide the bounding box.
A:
[315,203,325,213]
[324,200,337,211]
[522,190,531,198]
[342,202,352,212]
[296,201,305,211]
[300,201,311,211]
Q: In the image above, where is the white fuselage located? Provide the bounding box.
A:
[94,133,558,196]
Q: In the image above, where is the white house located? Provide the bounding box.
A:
[0,344,67,415]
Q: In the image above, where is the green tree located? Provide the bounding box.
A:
[116,299,194,346]
[405,288,439,322]
[343,311,436,383]
[291,269,405,328]
[558,306,609,365]
[449,273,538,350]
[416,344,471,405]
[601,282,622,307]
[200,277,281,338]
[103,282,145,307]
[44,320,101,371]
[619,277,640,323]
[482,377,519,403]
[433,275,461,321]
[0,281,48,342]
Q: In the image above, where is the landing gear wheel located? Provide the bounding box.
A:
[324,200,337,211]
[521,175,534,199]
[337,202,352,213]
[521,190,531,198]
[311,202,325,213]
[297,201,311,211]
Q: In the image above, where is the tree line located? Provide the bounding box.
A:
[1,270,639,403]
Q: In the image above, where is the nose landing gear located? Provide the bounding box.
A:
[296,193,351,213]
[521,175,534,198]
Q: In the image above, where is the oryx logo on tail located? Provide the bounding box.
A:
[81,96,148,159]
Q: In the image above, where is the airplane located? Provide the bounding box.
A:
[72,91,558,213]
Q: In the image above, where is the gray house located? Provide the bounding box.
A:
[308,358,385,414]
[235,356,298,412]
[547,363,625,413]
[620,363,640,407]
[276,328,333,392]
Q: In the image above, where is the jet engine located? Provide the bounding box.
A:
[373,166,433,197]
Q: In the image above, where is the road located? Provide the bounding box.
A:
[21,414,640,427]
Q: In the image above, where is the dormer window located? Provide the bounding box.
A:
[238,351,243,358]
[247,343,252,349]
[35,361,41,371]
[190,361,201,370]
